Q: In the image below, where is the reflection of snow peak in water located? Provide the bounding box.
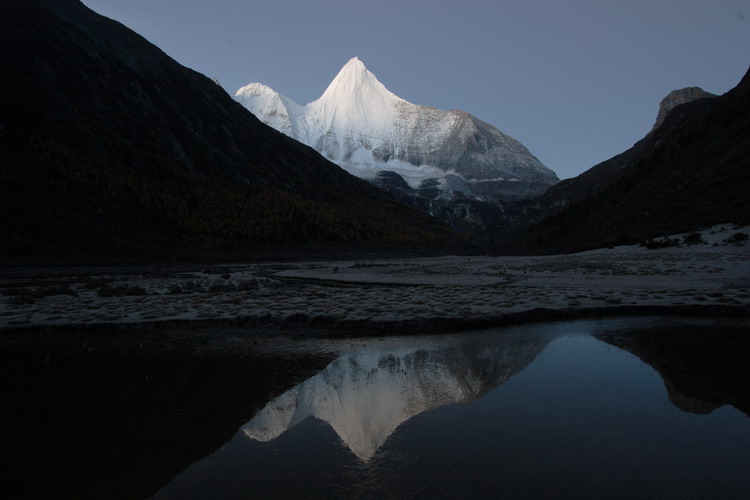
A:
[242,337,550,460]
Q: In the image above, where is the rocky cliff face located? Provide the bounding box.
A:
[652,87,716,130]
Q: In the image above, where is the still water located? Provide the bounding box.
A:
[148,318,749,499]
[1,317,748,498]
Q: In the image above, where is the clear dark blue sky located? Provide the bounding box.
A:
[81,0,749,180]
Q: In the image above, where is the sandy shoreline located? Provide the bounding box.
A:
[1,226,748,334]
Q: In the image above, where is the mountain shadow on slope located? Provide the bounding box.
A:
[0,0,459,265]
[501,67,750,254]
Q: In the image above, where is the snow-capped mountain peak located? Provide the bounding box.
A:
[305,58,408,162]
[319,57,396,102]
[234,58,558,202]
[234,82,302,138]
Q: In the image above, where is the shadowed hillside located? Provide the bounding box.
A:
[502,68,750,254]
[0,0,458,265]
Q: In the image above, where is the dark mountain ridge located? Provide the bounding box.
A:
[501,68,750,254]
[0,0,458,265]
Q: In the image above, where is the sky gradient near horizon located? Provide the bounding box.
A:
[81,0,749,180]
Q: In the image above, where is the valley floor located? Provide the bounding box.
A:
[1,225,748,333]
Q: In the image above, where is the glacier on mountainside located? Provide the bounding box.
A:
[235,57,558,203]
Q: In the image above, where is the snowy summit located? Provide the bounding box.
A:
[235,57,558,202]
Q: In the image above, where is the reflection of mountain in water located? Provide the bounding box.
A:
[597,325,750,417]
[242,337,550,460]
